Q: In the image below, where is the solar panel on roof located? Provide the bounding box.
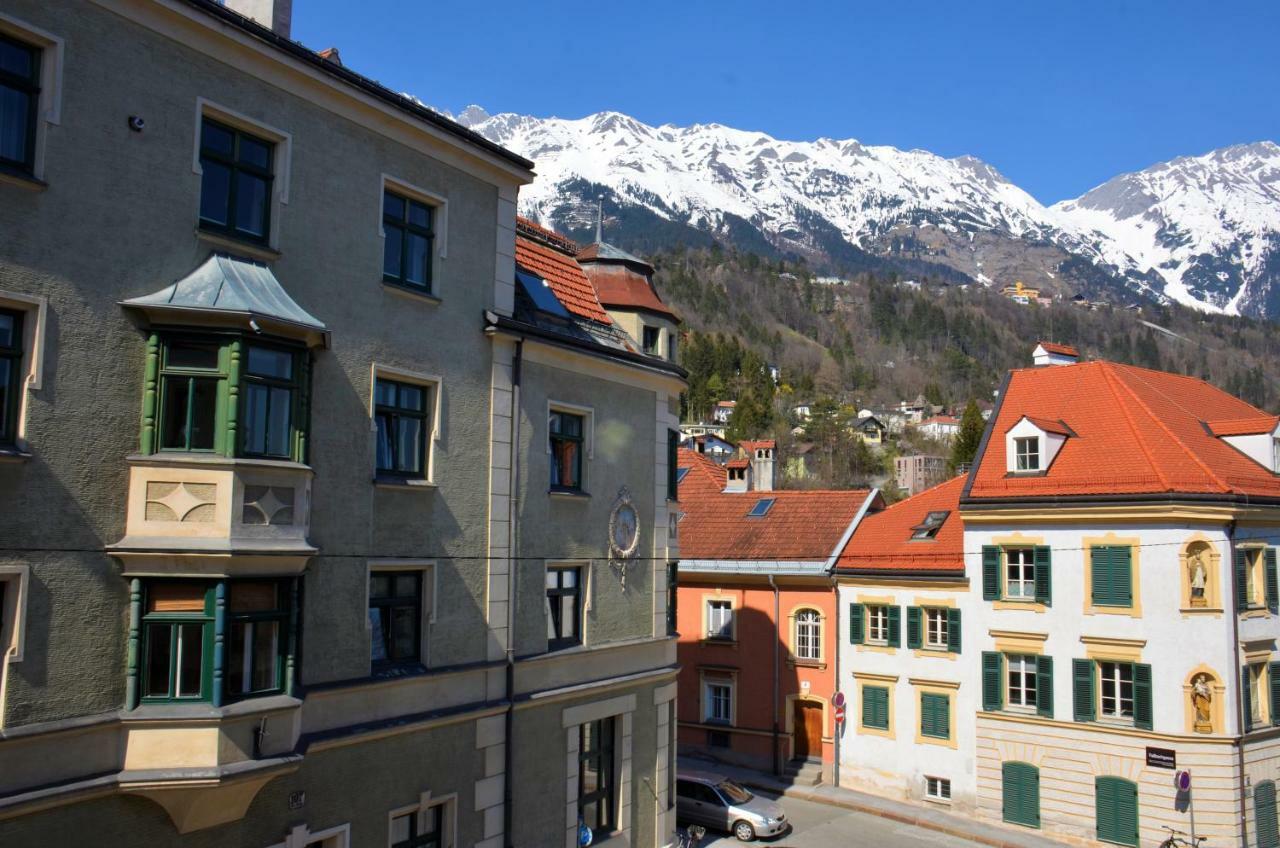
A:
[515,268,570,317]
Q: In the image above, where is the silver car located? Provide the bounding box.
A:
[676,770,787,841]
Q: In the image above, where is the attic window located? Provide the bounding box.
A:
[747,498,775,517]
[910,511,950,540]
[728,467,746,481]
[515,268,569,318]
[1014,437,1040,471]
[676,467,690,484]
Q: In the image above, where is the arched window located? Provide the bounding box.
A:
[795,609,821,660]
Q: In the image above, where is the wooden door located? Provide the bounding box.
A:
[793,701,823,759]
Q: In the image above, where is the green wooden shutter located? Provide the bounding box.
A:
[1236,549,1250,612]
[1267,548,1279,614]
[862,686,889,729]
[906,607,922,649]
[1270,662,1280,728]
[1073,658,1096,722]
[1133,663,1153,731]
[983,546,1002,600]
[1096,777,1139,847]
[1093,546,1132,607]
[886,606,901,648]
[1244,664,1255,733]
[861,686,874,727]
[1036,656,1054,718]
[876,688,889,729]
[1114,546,1133,606]
[921,693,949,739]
[849,603,864,645]
[1034,545,1052,605]
[1002,762,1040,828]
[947,607,962,654]
[982,652,1004,711]
[1256,780,1279,848]
[1090,546,1109,606]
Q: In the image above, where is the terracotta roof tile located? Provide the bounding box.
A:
[1037,341,1079,357]
[1206,416,1280,437]
[1020,415,1073,436]
[835,476,966,573]
[514,218,611,324]
[677,448,872,561]
[969,360,1280,499]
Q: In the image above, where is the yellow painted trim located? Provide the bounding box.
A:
[1080,635,1146,663]
[1082,534,1143,617]
[855,594,895,605]
[787,603,826,664]
[992,599,1047,613]
[856,644,898,655]
[912,595,957,608]
[989,534,1045,603]
[990,629,1048,655]
[852,671,899,683]
[1178,533,1224,613]
[856,596,895,648]
[913,684,959,749]
[854,676,896,739]
[978,709,1239,744]
[963,505,1242,524]
[913,648,957,662]
[702,590,740,642]
[1239,544,1272,614]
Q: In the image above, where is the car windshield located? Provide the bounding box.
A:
[717,780,753,805]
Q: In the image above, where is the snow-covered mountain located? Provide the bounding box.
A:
[446,105,1280,317]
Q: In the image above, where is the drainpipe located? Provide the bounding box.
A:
[831,575,840,789]
[504,339,523,848]
[1227,520,1249,848]
[769,574,781,776]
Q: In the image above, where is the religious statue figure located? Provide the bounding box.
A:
[1188,548,1208,607]
[1192,673,1213,733]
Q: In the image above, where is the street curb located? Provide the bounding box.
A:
[735,778,1058,848]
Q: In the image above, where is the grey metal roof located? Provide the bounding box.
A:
[679,559,831,577]
[580,241,653,269]
[122,255,328,346]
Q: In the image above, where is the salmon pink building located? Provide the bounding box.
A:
[674,445,881,783]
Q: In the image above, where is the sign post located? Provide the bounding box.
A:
[1176,770,1195,843]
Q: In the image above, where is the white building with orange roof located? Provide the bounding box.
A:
[962,344,1280,848]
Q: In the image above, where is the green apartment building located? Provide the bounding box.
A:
[0,2,685,846]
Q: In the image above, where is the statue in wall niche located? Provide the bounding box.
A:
[1188,547,1208,607]
[1192,674,1214,733]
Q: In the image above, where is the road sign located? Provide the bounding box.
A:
[833,691,846,708]
[1177,770,1192,792]
[1146,747,1176,770]
[834,704,846,724]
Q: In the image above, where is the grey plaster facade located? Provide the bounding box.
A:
[0,2,683,846]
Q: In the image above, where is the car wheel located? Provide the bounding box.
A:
[733,820,756,842]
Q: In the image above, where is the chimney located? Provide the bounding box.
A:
[1032,341,1079,367]
[750,443,775,492]
[222,0,293,38]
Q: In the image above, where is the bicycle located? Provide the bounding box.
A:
[676,825,707,848]
[1159,825,1207,848]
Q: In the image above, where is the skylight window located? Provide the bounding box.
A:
[676,467,690,484]
[910,510,950,540]
[747,498,776,517]
[515,268,569,318]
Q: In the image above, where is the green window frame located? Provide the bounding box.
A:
[157,338,226,453]
[1091,545,1133,607]
[141,582,215,703]
[374,377,431,479]
[550,410,585,491]
[198,117,274,244]
[390,804,444,848]
[1002,761,1041,828]
[1095,776,1139,847]
[382,190,435,293]
[0,307,23,445]
[920,692,950,740]
[1257,780,1279,848]
[226,580,288,699]
[579,718,615,837]
[546,565,582,651]
[241,344,300,459]
[0,33,40,175]
[667,429,680,501]
[369,570,422,668]
[861,685,890,730]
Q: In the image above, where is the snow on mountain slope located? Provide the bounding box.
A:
[448,104,1280,317]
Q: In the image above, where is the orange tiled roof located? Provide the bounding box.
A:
[1206,416,1280,437]
[726,458,750,470]
[968,360,1280,500]
[835,476,966,573]
[514,218,612,324]
[1022,415,1073,436]
[739,439,777,452]
[920,415,960,426]
[677,448,873,561]
[1037,341,1079,357]
[584,265,680,321]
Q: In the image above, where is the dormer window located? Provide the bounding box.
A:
[728,467,745,482]
[1014,437,1040,472]
[910,511,950,541]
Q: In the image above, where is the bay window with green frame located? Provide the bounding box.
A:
[131,577,298,708]
[141,332,310,462]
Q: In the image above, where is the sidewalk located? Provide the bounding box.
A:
[678,756,1068,848]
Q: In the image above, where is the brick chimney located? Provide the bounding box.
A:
[223,0,293,38]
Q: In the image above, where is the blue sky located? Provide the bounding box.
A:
[293,1,1280,204]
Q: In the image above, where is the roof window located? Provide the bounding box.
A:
[910,510,950,540]
[747,498,775,518]
[676,467,690,484]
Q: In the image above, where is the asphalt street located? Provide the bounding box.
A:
[684,790,981,848]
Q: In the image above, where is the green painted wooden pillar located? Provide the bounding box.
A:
[125,578,142,710]
[296,352,312,463]
[138,335,160,454]
[212,581,226,707]
[225,340,242,458]
[285,576,300,697]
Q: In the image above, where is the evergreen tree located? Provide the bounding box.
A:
[949,399,985,473]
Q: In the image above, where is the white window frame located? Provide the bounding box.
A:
[866,604,888,645]
[379,174,449,302]
[924,607,948,649]
[192,97,292,251]
[386,791,457,848]
[1014,436,1040,471]
[0,12,63,184]
[0,289,47,453]
[704,679,733,725]
[267,823,351,848]
[1098,660,1135,721]
[1005,547,1035,599]
[371,364,443,486]
[365,559,436,673]
[705,599,733,641]
[1006,654,1038,709]
[794,608,822,661]
[924,776,951,802]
